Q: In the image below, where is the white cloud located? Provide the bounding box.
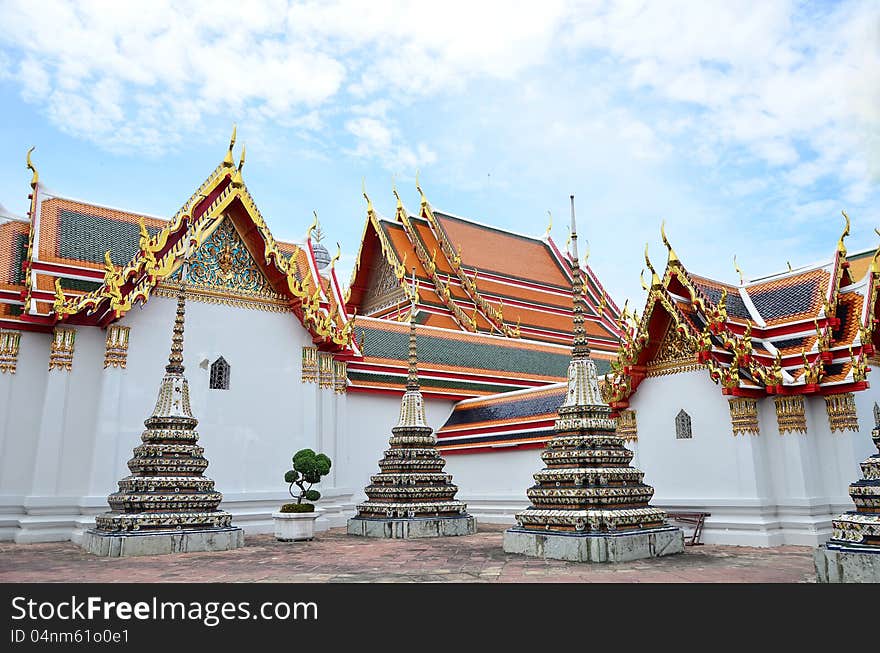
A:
[0,0,877,308]
[345,116,437,172]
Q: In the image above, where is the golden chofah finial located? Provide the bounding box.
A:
[787,261,792,272]
[223,124,237,167]
[26,146,39,187]
[733,254,744,286]
[640,269,649,291]
[545,210,552,239]
[621,298,630,321]
[872,228,880,274]
[644,243,661,287]
[660,220,679,264]
[330,242,341,270]
[362,178,374,214]
[392,175,403,210]
[237,143,246,172]
[838,210,850,256]
[307,210,319,242]
[415,169,427,206]
[583,239,590,266]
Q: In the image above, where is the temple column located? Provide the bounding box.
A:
[18,327,76,543]
[82,326,132,539]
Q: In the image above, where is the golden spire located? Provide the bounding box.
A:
[838,210,850,257]
[26,147,39,188]
[166,235,191,375]
[733,255,744,286]
[644,243,661,287]
[660,220,679,264]
[545,210,552,239]
[223,124,237,168]
[569,195,590,359]
[406,268,420,391]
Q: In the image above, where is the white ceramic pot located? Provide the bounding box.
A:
[273,508,322,542]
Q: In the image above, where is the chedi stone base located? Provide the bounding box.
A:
[81,526,244,558]
[347,515,476,539]
[503,526,685,563]
[814,544,880,583]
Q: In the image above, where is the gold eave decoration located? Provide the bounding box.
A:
[104,325,130,369]
[615,409,638,441]
[728,397,760,436]
[825,392,858,433]
[774,395,807,434]
[48,326,76,372]
[0,330,22,374]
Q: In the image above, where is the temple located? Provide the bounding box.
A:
[1,132,878,562]
[347,272,476,538]
[503,197,683,562]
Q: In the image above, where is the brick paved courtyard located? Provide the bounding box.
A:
[0,524,817,583]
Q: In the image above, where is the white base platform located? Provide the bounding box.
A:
[80,527,245,557]
[503,526,685,563]
[347,515,477,538]
[814,544,880,583]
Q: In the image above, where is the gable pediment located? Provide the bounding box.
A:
[162,215,287,309]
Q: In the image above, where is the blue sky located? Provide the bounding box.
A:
[0,0,877,308]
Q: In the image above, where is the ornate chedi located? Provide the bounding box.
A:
[82,249,244,557]
[814,414,880,582]
[347,272,476,538]
[503,197,684,562]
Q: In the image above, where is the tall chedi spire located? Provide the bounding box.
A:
[348,270,476,538]
[815,413,880,582]
[503,196,684,562]
[82,231,244,557]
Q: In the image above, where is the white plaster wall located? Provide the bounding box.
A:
[341,392,457,504]
[2,293,357,543]
[443,448,539,523]
[0,331,50,538]
[626,368,878,546]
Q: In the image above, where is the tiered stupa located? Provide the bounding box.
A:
[503,197,684,562]
[82,247,244,556]
[347,272,476,538]
[814,417,880,581]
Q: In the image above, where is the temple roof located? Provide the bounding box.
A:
[0,134,354,349]
[606,216,879,406]
[346,187,622,352]
[436,383,566,453]
[347,316,600,399]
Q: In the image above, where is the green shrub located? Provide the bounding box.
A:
[279,503,316,513]
[284,448,332,506]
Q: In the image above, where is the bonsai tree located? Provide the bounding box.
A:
[281,448,332,513]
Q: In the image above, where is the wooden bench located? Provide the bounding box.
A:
[665,512,711,546]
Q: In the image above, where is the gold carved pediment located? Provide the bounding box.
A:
[646,321,700,377]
